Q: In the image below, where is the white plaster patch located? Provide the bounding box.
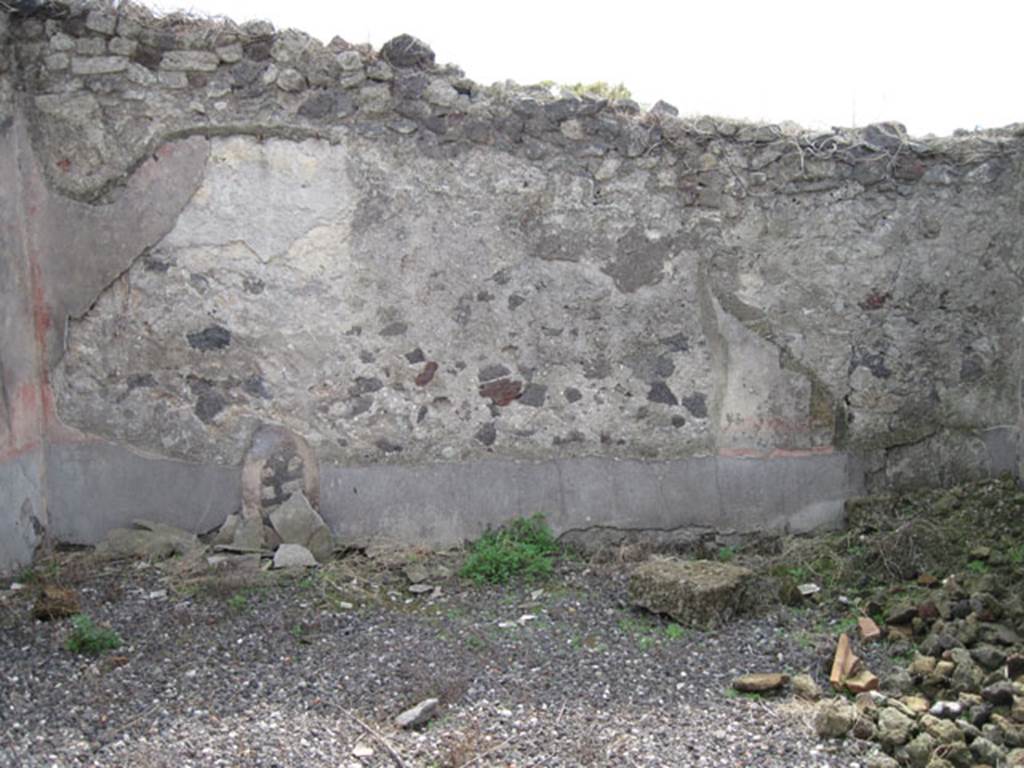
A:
[163,137,355,262]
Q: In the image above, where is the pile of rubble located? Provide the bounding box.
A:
[95,491,334,571]
[812,559,1024,766]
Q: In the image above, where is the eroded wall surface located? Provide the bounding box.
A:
[1,1,1021,569]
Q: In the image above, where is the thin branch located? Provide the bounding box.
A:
[339,708,407,768]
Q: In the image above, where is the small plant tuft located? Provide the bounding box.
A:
[65,614,121,655]
[460,514,559,584]
[716,546,736,562]
[664,622,686,641]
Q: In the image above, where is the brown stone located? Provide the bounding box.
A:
[830,633,861,690]
[32,585,80,621]
[918,600,939,621]
[732,673,790,693]
[415,361,438,386]
[478,378,522,406]
[845,669,880,694]
[858,616,882,642]
[917,573,939,588]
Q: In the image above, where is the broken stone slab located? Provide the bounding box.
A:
[269,492,334,562]
[394,698,439,729]
[403,561,430,584]
[627,558,757,628]
[845,669,880,694]
[207,553,263,571]
[96,520,202,559]
[273,543,317,569]
[830,633,861,690]
[732,673,789,693]
[859,616,882,642]
[212,513,240,545]
[231,515,266,551]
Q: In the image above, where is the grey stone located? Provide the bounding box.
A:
[85,11,118,35]
[394,698,439,728]
[970,737,1006,766]
[381,34,434,68]
[981,681,1016,706]
[877,706,916,749]
[70,56,127,75]
[970,644,1006,670]
[276,67,305,92]
[272,543,317,568]
[905,732,937,768]
[297,89,354,120]
[216,43,243,63]
[335,50,363,71]
[269,492,333,562]
[108,37,136,57]
[814,698,857,739]
[650,100,679,117]
[403,561,430,584]
[628,558,757,628]
[213,513,240,545]
[160,50,220,72]
[231,516,265,551]
[96,520,201,559]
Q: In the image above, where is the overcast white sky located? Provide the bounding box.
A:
[155,0,1020,137]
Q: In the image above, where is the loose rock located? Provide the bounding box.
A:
[628,558,756,628]
[395,698,439,729]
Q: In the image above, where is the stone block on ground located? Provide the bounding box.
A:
[212,513,240,545]
[859,616,882,642]
[230,515,266,551]
[732,673,789,693]
[627,558,757,628]
[395,698,439,729]
[814,698,858,739]
[269,492,334,562]
[830,633,861,690]
[273,543,317,569]
[96,520,202,559]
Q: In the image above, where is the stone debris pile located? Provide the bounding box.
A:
[95,491,334,571]
[813,572,1024,767]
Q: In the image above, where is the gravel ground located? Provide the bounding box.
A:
[0,550,881,768]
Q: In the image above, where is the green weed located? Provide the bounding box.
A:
[967,560,988,574]
[65,614,122,656]
[1007,543,1024,565]
[664,623,687,641]
[717,546,736,562]
[227,592,249,611]
[460,514,559,584]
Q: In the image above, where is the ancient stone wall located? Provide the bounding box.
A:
[1,0,1021,572]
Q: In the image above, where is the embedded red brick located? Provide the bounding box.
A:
[479,378,522,406]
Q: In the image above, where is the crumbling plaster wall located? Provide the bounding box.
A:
[0,1,1021,571]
